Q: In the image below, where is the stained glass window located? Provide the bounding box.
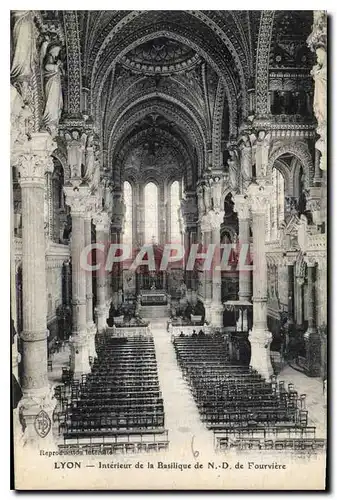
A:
[144,182,158,244]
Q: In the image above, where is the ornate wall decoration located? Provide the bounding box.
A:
[108,100,206,178]
[212,80,226,168]
[63,11,82,116]
[91,25,239,135]
[104,86,207,151]
[268,141,314,186]
[255,10,275,116]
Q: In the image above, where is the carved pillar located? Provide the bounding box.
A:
[189,227,198,305]
[247,183,273,380]
[64,186,92,378]
[16,132,56,446]
[287,261,295,333]
[210,211,224,327]
[200,215,212,323]
[63,260,71,308]
[111,189,125,305]
[11,165,20,380]
[44,168,53,240]
[93,211,110,332]
[304,259,321,376]
[234,194,252,331]
[282,256,296,355]
[84,207,97,358]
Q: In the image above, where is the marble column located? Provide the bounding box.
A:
[190,228,198,306]
[63,260,71,308]
[304,259,321,376]
[16,132,56,446]
[210,211,224,327]
[234,194,252,331]
[64,186,92,378]
[247,183,273,380]
[286,260,295,345]
[11,165,21,380]
[93,211,110,332]
[84,208,97,359]
[183,228,192,302]
[200,215,212,323]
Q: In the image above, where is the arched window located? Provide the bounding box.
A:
[268,169,285,241]
[170,181,181,243]
[123,181,133,247]
[144,182,158,244]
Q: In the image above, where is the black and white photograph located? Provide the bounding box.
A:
[10,9,328,490]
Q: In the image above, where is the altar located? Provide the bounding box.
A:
[140,289,167,305]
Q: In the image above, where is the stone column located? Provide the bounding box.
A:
[16,132,56,446]
[234,194,252,331]
[64,186,92,378]
[84,208,97,359]
[304,258,321,376]
[44,169,53,240]
[200,215,212,323]
[183,228,191,302]
[247,183,273,380]
[210,211,224,327]
[11,165,21,380]
[286,259,295,336]
[63,260,71,308]
[93,211,110,332]
[190,227,198,306]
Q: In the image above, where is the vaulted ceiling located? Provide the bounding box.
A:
[54,10,314,188]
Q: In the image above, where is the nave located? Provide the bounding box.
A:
[47,313,326,458]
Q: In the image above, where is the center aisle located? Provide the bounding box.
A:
[147,316,215,459]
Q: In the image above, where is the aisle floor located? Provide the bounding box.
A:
[146,316,215,459]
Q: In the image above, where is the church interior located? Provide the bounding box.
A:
[11,10,327,455]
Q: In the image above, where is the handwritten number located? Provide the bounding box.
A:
[191,435,200,459]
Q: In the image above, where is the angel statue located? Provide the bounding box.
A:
[41,40,64,137]
[227,149,239,191]
[211,176,223,213]
[83,137,95,184]
[196,185,205,219]
[11,11,37,99]
[203,181,212,212]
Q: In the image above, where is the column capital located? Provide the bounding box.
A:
[209,210,224,231]
[305,256,317,268]
[234,194,250,220]
[16,133,56,186]
[247,183,272,214]
[93,210,110,232]
[283,255,296,267]
[64,185,92,216]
